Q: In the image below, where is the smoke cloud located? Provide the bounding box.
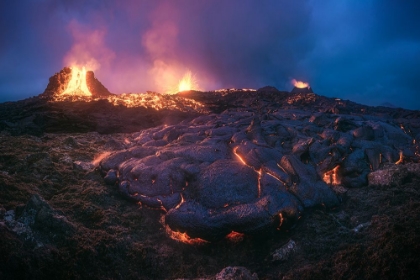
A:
[63,20,115,71]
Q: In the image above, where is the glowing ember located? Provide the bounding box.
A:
[292,79,309,89]
[177,70,198,92]
[92,151,111,166]
[233,147,248,166]
[323,165,341,185]
[174,194,185,210]
[62,66,92,96]
[277,213,284,230]
[225,231,245,242]
[395,151,404,164]
[165,225,208,245]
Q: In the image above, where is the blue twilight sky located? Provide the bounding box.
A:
[0,0,419,109]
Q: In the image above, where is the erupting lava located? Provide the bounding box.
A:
[62,66,92,96]
[395,151,404,165]
[177,71,198,92]
[292,79,310,89]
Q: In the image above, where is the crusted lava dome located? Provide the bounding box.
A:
[98,87,419,241]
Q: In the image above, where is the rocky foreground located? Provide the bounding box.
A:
[1,131,419,279]
[1,72,420,278]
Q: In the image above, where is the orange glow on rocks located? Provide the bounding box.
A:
[323,165,341,185]
[395,151,404,165]
[225,231,245,242]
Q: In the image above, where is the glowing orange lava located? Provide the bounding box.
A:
[62,66,92,96]
[165,225,209,245]
[323,165,341,185]
[233,146,248,166]
[292,79,309,89]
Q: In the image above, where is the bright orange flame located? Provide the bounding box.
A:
[62,66,92,96]
[292,79,309,89]
[177,70,198,92]
[323,165,340,185]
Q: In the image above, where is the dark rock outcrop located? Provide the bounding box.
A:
[291,86,314,94]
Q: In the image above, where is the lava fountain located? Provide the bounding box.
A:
[292,79,309,89]
[291,79,313,94]
[62,66,92,96]
[177,71,198,92]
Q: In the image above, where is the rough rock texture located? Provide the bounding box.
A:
[215,266,258,280]
[2,194,74,247]
[368,163,420,186]
[272,240,297,262]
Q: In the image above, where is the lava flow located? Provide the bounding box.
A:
[62,66,92,96]
[164,224,209,245]
[177,70,198,92]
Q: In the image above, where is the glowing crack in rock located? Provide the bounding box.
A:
[395,151,404,165]
[62,66,92,96]
[323,165,341,185]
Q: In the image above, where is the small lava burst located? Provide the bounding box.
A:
[292,79,309,89]
[177,70,198,92]
[62,66,92,96]
[291,79,313,93]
